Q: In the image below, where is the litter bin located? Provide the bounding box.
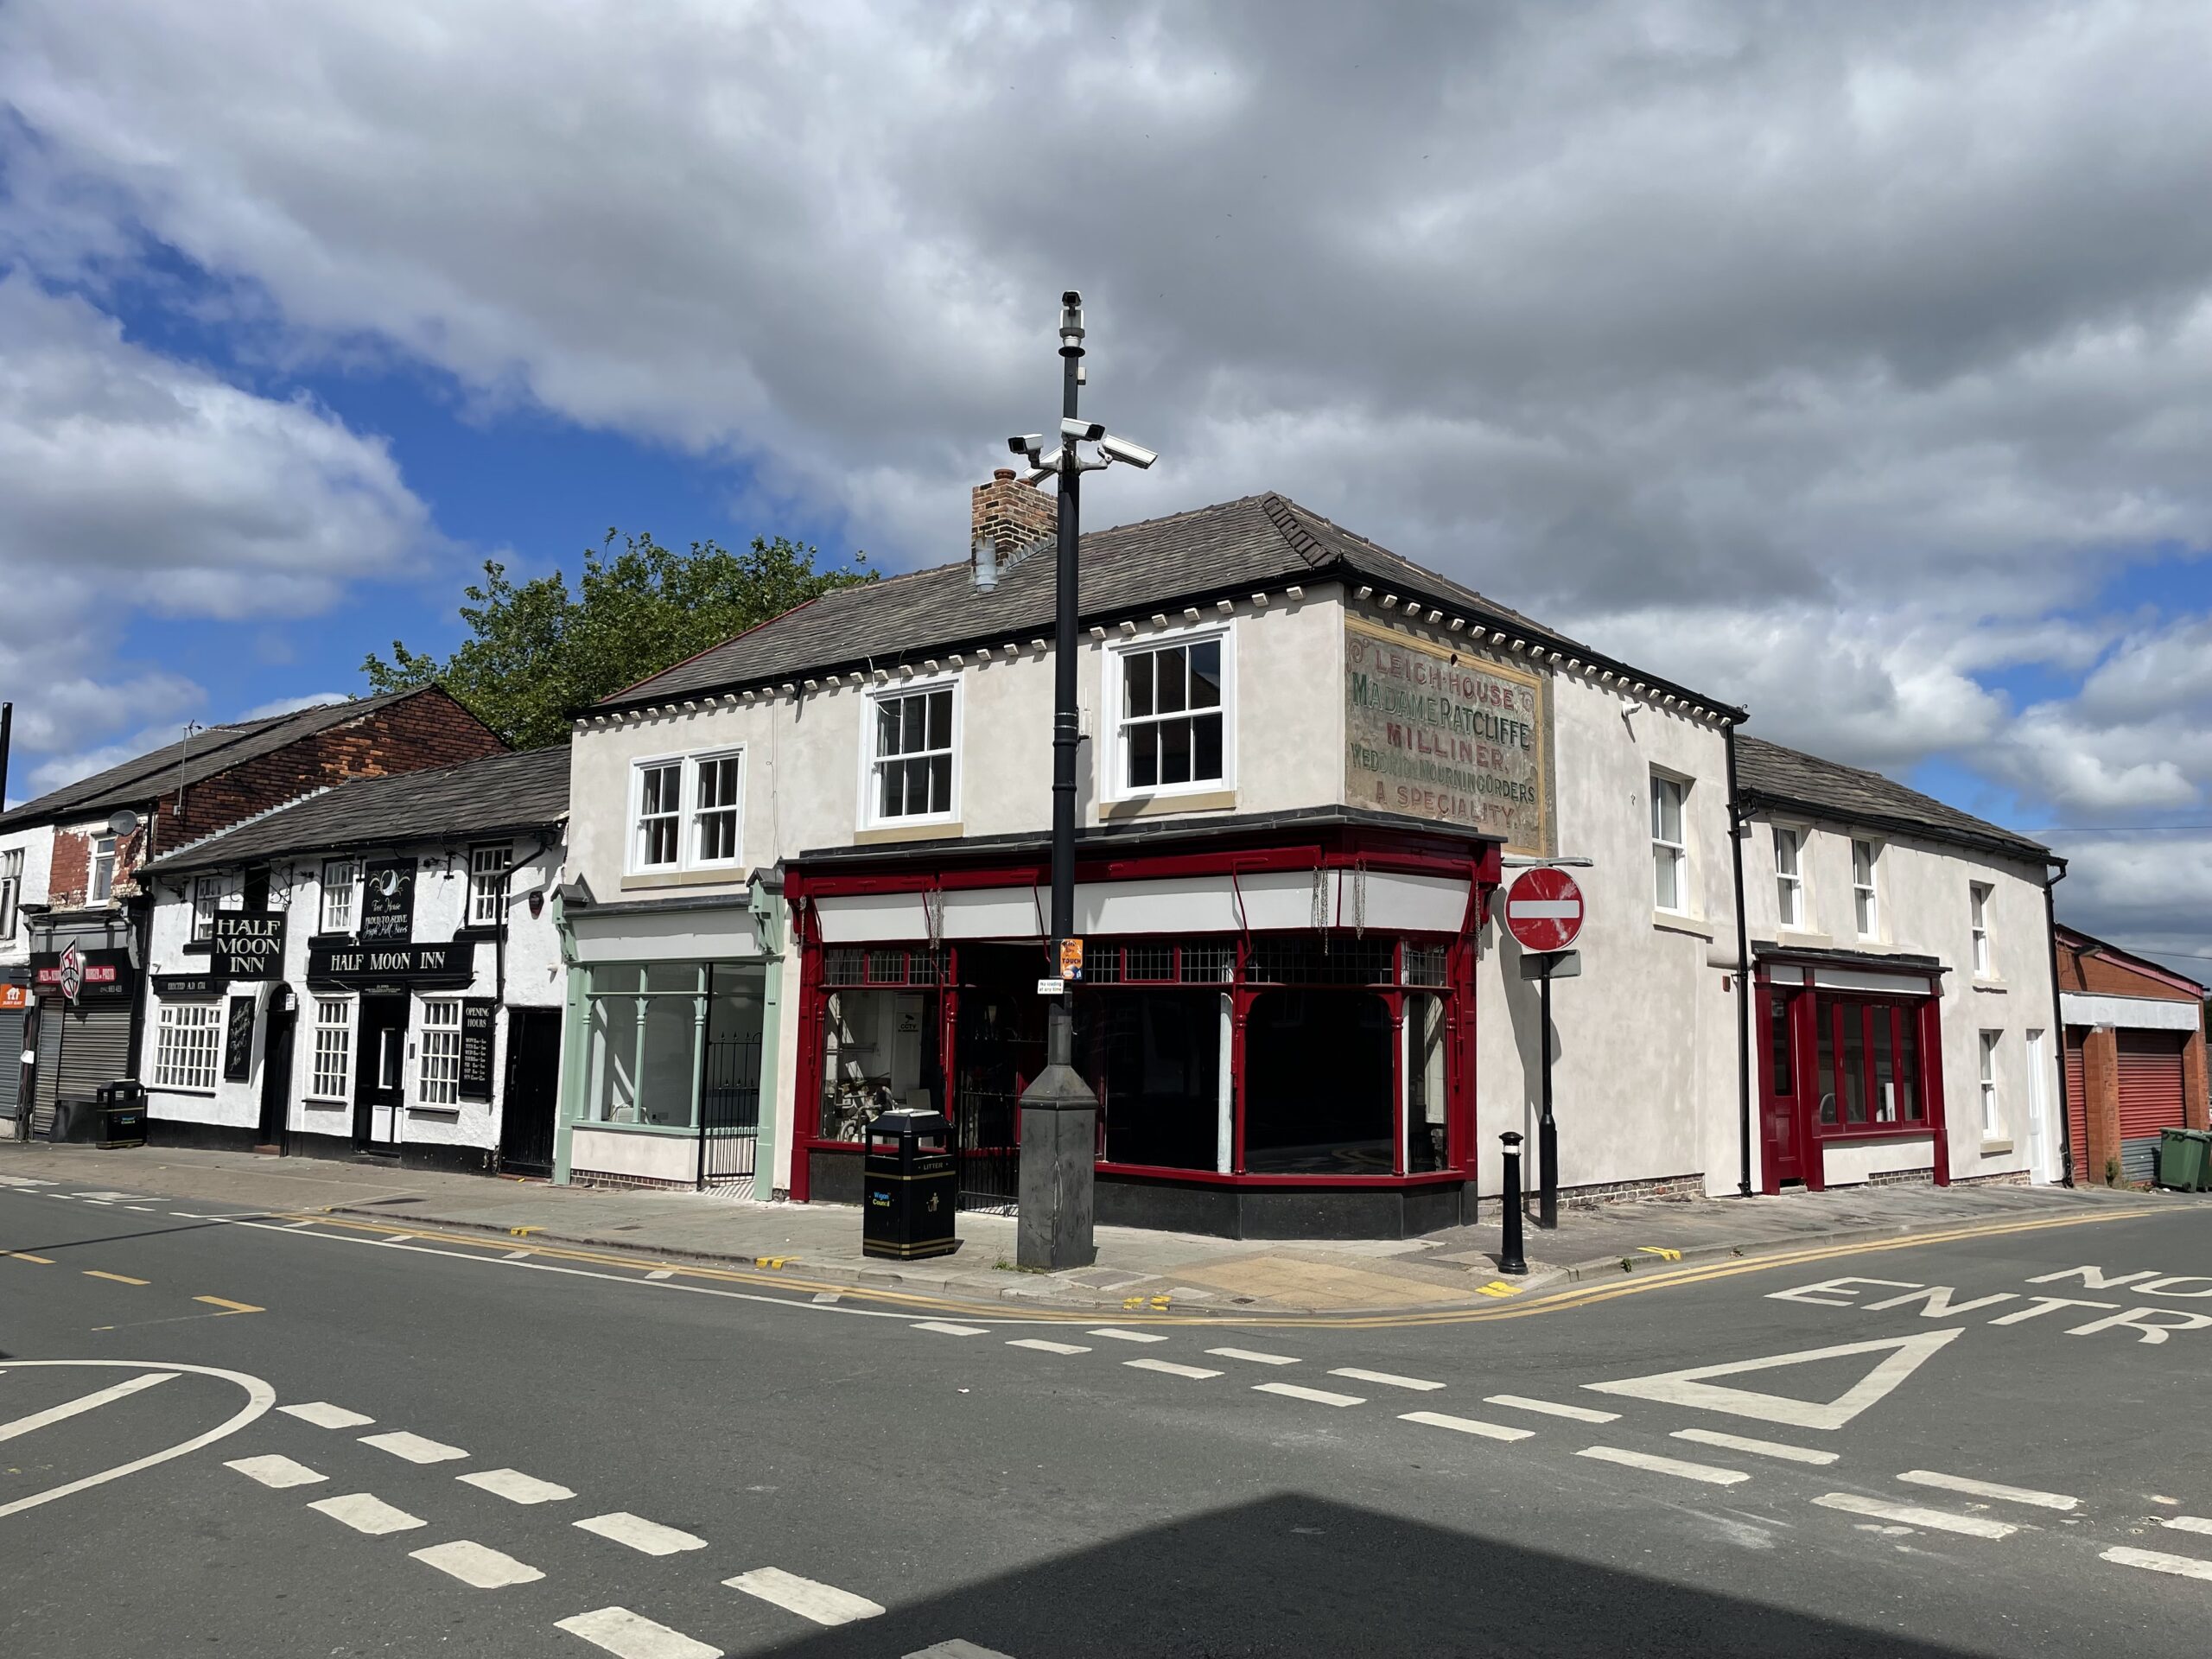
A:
[2157,1127,2208,1192]
[862,1107,960,1261]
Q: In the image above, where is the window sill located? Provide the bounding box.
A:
[1652,911,1715,940]
[620,867,752,892]
[450,925,504,944]
[181,940,213,957]
[852,820,964,847]
[1101,788,1238,821]
[302,1097,347,1109]
[1980,1139,2015,1156]
[572,1118,699,1136]
[1815,1122,1932,1141]
[1972,977,2008,994]
[1774,928,1834,948]
[150,1086,217,1097]
[408,1104,461,1120]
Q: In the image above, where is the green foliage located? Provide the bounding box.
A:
[364,530,872,749]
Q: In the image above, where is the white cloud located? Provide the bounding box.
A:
[236,691,348,721]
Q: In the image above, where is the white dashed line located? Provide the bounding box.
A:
[912,1321,989,1337]
[1577,1446,1749,1487]
[1007,1338,1090,1355]
[645,1269,676,1281]
[1811,1493,2017,1538]
[1124,1358,1223,1380]
[1205,1347,1301,1366]
[1485,1394,1619,1423]
[726,1567,885,1626]
[811,1292,842,1305]
[380,1234,418,1245]
[360,1431,468,1465]
[1086,1328,1168,1344]
[1672,1428,1838,1466]
[1897,1470,2079,1511]
[460,1467,575,1504]
[906,1643,1016,1659]
[410,1539,546,1588]
[1398,1411,1533,1442]
[504,1249,534,1260]
[225,1454,326,1489]
[2164,1516,2212,1536]
[557,1605,725,1658]
[278,1401,375,1430]
[1330,1368,1444,1392]
[309,1492,425,1535]
[2105,1546,2212,1582]
[1254,1382,1364,1408]
[1,1372,176,1441]
[575,1511,708,1555]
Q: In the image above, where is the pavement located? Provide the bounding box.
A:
[0,1138,2187,1317]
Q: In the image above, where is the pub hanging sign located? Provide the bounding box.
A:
[210,912,287,981]
[359,859,416,945]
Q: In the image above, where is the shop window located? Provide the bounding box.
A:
[1084,939,1234,985]
[1246,934,1394,986]
[0,849,19,939]
[193,874,223,942]
[1114,631,1228,795]
[1774,827,1804,929]
[868,683,957,823]
[1407,991,1449,1173]
[321,859,359,934]
[153,1001,222,1091]
[1816,995,1924,1129]
[1969,882,1993,976]
[583,963,715,1128]
[310,999,353,1099]
[1852,840,1880,938]
[1243,989,1395,1174]
[1402,944,1449,988]
[820,986,939,1141]
[418,1000,462,1106]
[1770,993,1794,1099]
[1081,988,1224,1171]
[822,946,941,988]
[467,844,513,928]
[1651,774,1687,912]
[91,834,116,902]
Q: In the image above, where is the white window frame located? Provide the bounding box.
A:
[467,842,514,928]
[153,1001,222,1091]
[1852,838,1881,938]
[1969,881,1993,977]
[688,749,747,864]
[1979,1029,2002,1137]
[321,859,359,935]
[417,998,463,1107]
[91,834,116,902]
[192,874,223,942]
[310,997,354,1101]
[1773,825,1805,931]
[629,747,749,875]
[630,755,685,874]
[0,848,22,940]
[1651,772,1689,914]
[1105,622,1236,802]
[861,678,960,829]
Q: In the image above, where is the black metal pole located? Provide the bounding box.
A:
[1049,318,1081,1044]
[1498,1131,1528,1274]
[0,702,11,811]
[1538,964,1558,1230]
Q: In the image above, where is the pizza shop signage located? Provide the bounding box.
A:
[1344,615,1553,855]
[31,948,134,1001]
[307,939,476,991]
[211,912,287,981]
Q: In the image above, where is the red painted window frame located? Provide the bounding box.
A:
[1755,964,1951,1193]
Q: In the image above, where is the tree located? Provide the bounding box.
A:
[364,530,872,749]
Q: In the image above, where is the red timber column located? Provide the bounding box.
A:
[2082,1026,2122,1185]
[2183,1024,2209,1134]
[1919,993,1951,1187]
[787,893,825,1204]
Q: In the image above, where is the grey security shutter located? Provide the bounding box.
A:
[32,1007,64,1126]
[56,1006,133,1098]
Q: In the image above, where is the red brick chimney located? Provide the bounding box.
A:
[971,468,1055,589]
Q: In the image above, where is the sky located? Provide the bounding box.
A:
[1,1,2209,976]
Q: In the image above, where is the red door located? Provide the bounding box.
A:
[1758,987,1804,1191]
[2063,1028,2088,1183]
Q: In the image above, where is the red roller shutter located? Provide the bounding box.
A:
[2064,1028,2088,1182]
[2117,1031,2187,1138]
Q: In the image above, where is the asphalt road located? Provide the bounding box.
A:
[3,1170,2207,1657]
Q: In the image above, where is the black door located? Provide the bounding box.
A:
[353,995,409,1153]
[499,1007,563,1175]
[257,1005,296,1149]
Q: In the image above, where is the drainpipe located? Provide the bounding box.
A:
[1725,721,1753,1197]
[2045,861,2073,1186]
[495,828,559,1007]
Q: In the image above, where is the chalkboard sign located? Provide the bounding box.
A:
[224,995,257,1084]
[459,998,496,1103]
[360,860,415,945]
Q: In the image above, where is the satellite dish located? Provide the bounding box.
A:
[107,810,141,836]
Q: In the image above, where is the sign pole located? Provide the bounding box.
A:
[1539,962,1558,1230]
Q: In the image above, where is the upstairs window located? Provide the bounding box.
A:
[1773,827,1804,930]
[1651,773,1688,912]
[634,760,683,871]
[321,859,359,934]
[0,849,19,939]
[1969,881,1993,976]
[468,843,513,928]
[691,753,745,861]
[193,874,223,942]
[1852,839,1880,938]
[632,749,747,874]
[1115,632,1226,795]
[868,685,955,823]
[91,834,116,902]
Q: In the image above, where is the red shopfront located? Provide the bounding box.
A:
[1755,949,1951,1193]
[785,820,1502,1239]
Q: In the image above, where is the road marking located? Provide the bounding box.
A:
[410,1539,545,1588]
[309,1492,425,1535]
[0,1360,276,1520]
[1485,1395,1618,1423]
[73,1192,143,1201]
[645,1269,676,1281]
[1897,1470,2079,1510]
[361,1430,468,1464]
[1585,1329,1961,1430]
[379,1234,417,1245]
[504,1249,534,1260]
[1474,1281,1522,1297]
[0,1174,54,1185]
[1673,1428,1838,1465]
[575,1511,709,1555]
[279,1401,376,1429]
[557,1605,725,1658]
[725,1567,885,1626]
[1124,1358,1223,1380]
[1812,1492,2017,1538]
[7,1251,54,1264]
[1577,1446,1749,1486]
[906,1643,1016,1659]
[1206,1347,1301,1366]
[2107,1545,2212,1581]
[194,1296,264,1314]
[1254,1382,1364,1408]
[1007,1338,1090,1355]
[0,1372,178,1442]
[812,1292,842,1305]
[83,1270,149,1286]
[912,1321,989,1337]
[1087,1327,1169,1344]
[1399,1411,1533,1442]
[226,1453,327,1489]
[1329,1367,1444,1392]
[460,1467,575,1504]
[121,1205,156,1212]
[1639,1246,1683,1262]
[2163,1516,2212,1536]
[169,1211,203,1219]
[283,1219,314,1229]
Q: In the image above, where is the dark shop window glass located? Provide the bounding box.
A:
[1407,992,1449,1173]
[1898,1013,1923,1121]
[1817,1007,1838,1125]
[1840,1004,1867,1123]
[1243,989,1395,1175]
[1770,995,1794,1098]
[1078,988,1221,1171]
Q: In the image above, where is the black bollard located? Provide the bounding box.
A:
[1498,1130,1529,1275]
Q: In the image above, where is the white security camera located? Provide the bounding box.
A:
[1098,434,1158,469]
[1007,434,1045,457]
[1060,416,1106,442]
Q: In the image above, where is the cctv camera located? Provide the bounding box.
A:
[1034,447,1065,473]
[1098,434,1159,470]
[1060,417,1105,442]
[1007,434,1044,457]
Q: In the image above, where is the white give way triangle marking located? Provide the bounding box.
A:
[1580,1329,1961,1431]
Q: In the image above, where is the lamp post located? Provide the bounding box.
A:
[1008,290,1158,1272]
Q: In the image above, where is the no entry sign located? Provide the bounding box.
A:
[1503,867,1584,953]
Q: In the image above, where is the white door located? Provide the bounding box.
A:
[2024,1028,2053,1184]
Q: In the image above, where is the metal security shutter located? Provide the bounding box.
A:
[2064,1029,2088,1184]
[2117,1030,2186,1185]
[56,1006,133,1098]
[32,1007,64,1128]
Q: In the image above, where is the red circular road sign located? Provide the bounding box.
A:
[1503,867,1584,953]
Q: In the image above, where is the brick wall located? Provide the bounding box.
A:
[45,823,150,911]
[971,469,1057,569]
[2057,941,2201,1001]
[2082,1026,2121,1185]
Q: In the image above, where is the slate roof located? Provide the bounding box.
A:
[0,688,450,830]
[601,493,1743,719]
[141,746,570,875]
[1734,734,2051,863]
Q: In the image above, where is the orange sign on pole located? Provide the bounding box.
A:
[1058,938,1084,981]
